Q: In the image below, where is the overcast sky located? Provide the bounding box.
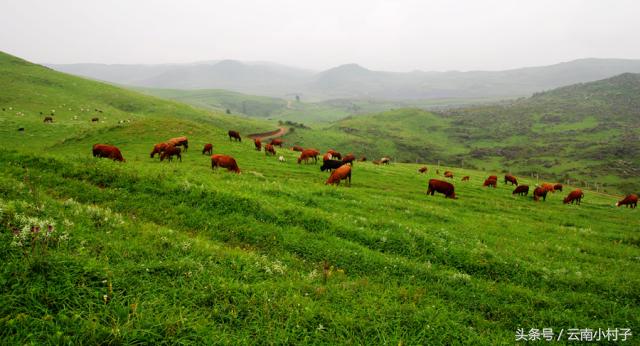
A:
[1,0,638,72]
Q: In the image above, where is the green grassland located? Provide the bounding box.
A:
[137,74,640,195]
[1,51,639,344]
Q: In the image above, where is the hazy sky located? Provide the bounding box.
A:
[1,0,638,72]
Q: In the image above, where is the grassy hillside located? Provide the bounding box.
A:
[1,51,639,344]
[278,74,640,194]
[441,73,640,193]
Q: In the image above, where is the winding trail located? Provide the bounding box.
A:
[247,127,288,140]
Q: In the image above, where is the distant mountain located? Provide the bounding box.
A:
[48,58,640,101]
[49,60,314,97]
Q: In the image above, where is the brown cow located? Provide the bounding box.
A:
[326,165,351,186]
[372,160,381,165]
[342,154,356,166]
[228,130,241,142]
[461,176,470,181]
[418,166,428,174]
[322,152,333,162]
[202,143,213,155]
[254,138,262,151]
[483,177,497,188]
[513,185,529,196]
[327,149,341,160]
[167,136,189,151]
[43,116,53,123]
[541,183,555,193]
[161,145,182,162]
[380,157,391,165]
[211,154,240,173]
[150,142,170,159]
[533,186,548,201]
[444,171,454,179]
[504,175,518,185]
[92,144,125,162]
[616,194,638,208]
[91,117,99,122]
[553,183,563,192]
[265,143,276,156]
[270,138,284,147]
[427,179,457,199]
[563,189,584,205]
[292,145,304,152]
[298,149,319,164]
[359,156,367,162]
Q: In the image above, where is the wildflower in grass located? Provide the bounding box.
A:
[451,272,471,281]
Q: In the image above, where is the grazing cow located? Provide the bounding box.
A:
[270,138,284,147]
[254,138,262,151]
[265,143,276,156]
[426,179,457,199]
[150,142,169,159]
[327,149,341,160]
[553,183,563,192]
[167,136,189,151]
[461,176,470,182]
[91,117,99,122]
[504,175,518,185]
[202,143,213,155]
[278,155,285,162]
[211,154,240,173]
[541,183,555,193]
[92,144,125,162]
[563,189,584,205]
[160,146,182,162]
[292,145,304,152]
[533,186,548,201]
[483,177,497,188]
[512,185,529,196]
[326,165,351,186]
[380,157,391,165]
[418,166,428,174]
[359,156,367,162]
[298,149,319,164]
[320,159,344,172]
[342,154,356,166]
[616,194,638,208]
[228,130,241,142]
[372,160,381,165]
[444,171,454,179]
[43,116,53,123]
[322,153,333,162]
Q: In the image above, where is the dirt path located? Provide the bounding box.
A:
[248,127,288,140]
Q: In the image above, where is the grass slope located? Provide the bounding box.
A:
[1,51,639,344]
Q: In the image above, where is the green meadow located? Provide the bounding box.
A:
[1,51,639,344]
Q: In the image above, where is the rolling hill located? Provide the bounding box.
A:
[49,58,640,101]
[275,73,640,194]
[1,51,639,344]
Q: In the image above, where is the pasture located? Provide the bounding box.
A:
[0,51,639,344]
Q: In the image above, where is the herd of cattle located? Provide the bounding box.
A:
[90,130,638,209]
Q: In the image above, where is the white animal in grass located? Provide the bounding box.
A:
[278,155,285,162]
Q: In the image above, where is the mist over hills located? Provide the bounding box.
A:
[48,58,640,101]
